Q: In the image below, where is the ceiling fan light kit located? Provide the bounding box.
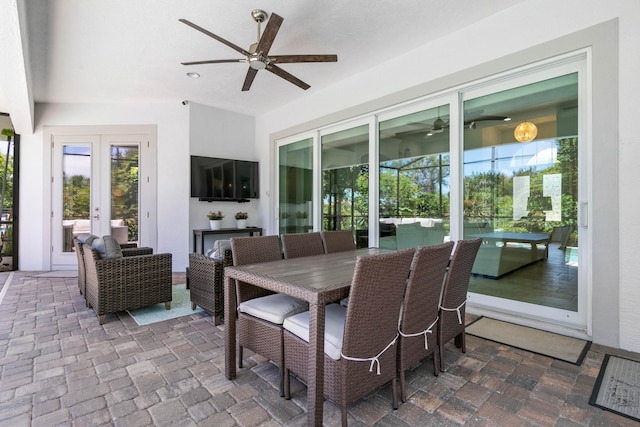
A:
[514,121,538,142]
[180,9,337,91]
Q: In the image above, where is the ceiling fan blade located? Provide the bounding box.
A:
[242,68,259,91]
[181,59,245,66]
[255,13,283,55]
[179,19,251,57]
[266,64,310,90]
[270,54,338,64]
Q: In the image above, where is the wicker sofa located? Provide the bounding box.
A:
[83,241,172,324]
[188,249,233,325]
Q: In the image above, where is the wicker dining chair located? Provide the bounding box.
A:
[437,237,482,371]
[397,241,454,402]
[281,232,325,259]
[283,248,415,426]
[188,249,233,325]
[83,242,172,325]
[320,230,356,253]
[230,235,308,396]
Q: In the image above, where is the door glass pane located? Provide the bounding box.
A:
[62,146,91,252]
[110,145,139,245]
[279,138,313,234]
[322,125,368,247]
[0,134,15,270]
[463,73,579,311]
[378,106,450,250]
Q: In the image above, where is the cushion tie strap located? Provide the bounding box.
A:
[439,298,467,325]
[399,316,438,350]
[341,333,398,375]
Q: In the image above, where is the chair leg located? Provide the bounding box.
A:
[238,345,243,368]
[392,377,398,410]
[432,350,439,377]
[191,302,196,310]
[99,314,105,325]
[399,369,407,403]
[165,302,171,310]
[341,407,348,427]
[461,331,466,353]
[279,366,284,397]
[439,345,445,372]
[284,368,291,400]
[213,314,221,326]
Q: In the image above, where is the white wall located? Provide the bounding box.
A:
[254,0,640,351]
[188,102,258,253]
[20,101,190,270]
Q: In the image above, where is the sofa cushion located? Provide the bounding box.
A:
[92,236,123,259]
[76,233,98,246]
[283,303,346,360]
[238,293,308,325]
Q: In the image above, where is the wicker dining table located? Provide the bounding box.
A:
[224,247,390,426]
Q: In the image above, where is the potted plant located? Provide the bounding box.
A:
[235,212,248,229]
[207,211,224,230]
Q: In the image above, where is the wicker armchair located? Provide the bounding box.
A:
[231,235,307,397]
[83,243,172,325]
[188,249,233,325]
[281,232,325,259]
[283,249,415,426]
[438,238,482,371]
[397,242,454,402]
[320,230,356,253]
[74,237,152,299]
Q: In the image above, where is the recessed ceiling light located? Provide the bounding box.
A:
[186,72,200,79]
[503,117,512,121]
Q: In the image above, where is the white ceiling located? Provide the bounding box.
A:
[2,0,526,125]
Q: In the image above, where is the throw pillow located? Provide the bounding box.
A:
[210,239,231,261]
[92,236,123,259]
[76,233,98,246]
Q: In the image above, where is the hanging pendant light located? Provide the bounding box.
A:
[514,121,538,142]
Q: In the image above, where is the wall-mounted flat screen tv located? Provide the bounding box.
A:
[190,155,259,201]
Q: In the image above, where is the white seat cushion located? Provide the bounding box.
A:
[238,293,308,325]
[283,303,346,360]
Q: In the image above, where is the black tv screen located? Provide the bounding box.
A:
[191,156,259,200]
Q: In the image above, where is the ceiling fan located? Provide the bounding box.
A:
[179,9,338,91]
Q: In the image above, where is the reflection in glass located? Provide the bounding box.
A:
[62,146,91,252]
[321,125,368,247]
[111,145,139,245]
[463,73,579,311]
[378,106,450,250]
[279,138,313,235]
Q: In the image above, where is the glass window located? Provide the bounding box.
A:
[463,73,579,311]
[279,138,314,234]
[378,106,450,250]
[321,124,368,247]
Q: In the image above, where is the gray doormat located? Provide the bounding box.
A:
[589,354,640,422]
[466,317,590,365]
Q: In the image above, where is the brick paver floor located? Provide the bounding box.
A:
[0,271,638,426]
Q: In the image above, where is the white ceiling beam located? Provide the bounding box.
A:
[0,0,35,134]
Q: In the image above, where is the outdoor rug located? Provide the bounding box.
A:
[126,284,203,326]
[466,317,590,365]
[589,354,640,422]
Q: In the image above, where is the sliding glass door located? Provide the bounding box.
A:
[274,53,587,330]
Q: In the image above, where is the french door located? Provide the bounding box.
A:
[50,129,155,269]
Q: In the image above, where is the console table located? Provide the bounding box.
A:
[192,227,263,254]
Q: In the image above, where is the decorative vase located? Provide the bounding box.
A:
[209,220,222,230]
[236,219,247,229]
